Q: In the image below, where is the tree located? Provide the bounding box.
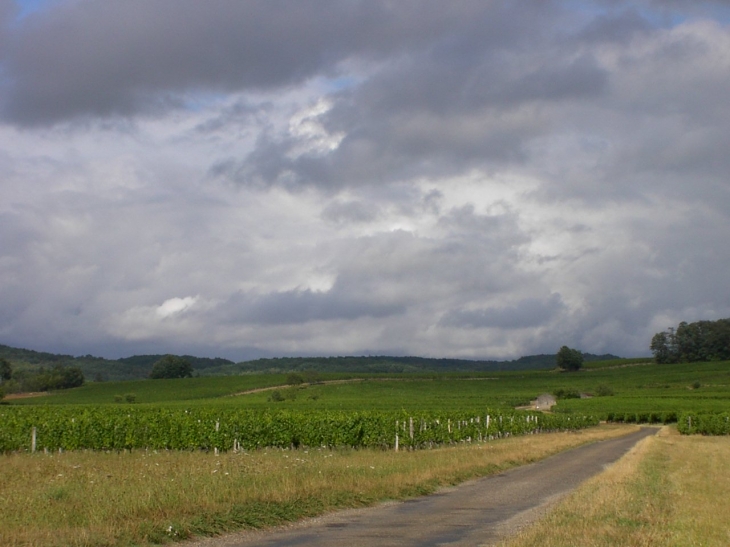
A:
[650,331,674,364]
[705,319,730,361]
[0,357,11,383]
[149,355,193,379]
[56,366,85,389]
[651,318,730,363]
[556,346,583,371]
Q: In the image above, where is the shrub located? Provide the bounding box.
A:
[286,373,304,385]
[553,388,580,399]
[302,370,323,384]
[595,384,614,397]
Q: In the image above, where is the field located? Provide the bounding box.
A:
[1,358,729,545]
[0,425,637,547]
[9,359,730,419]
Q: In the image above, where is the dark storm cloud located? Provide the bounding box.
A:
[219,287,405,325]
[212,8,612,189]
[646,0,730,11]
[440,294,565,329]
[0,0,553,125]
[319,210,536,312]
[0,210,45,330]
[573,9,652,44]
[0,209,39,250]
[5,0,608,188]
[350,50,609,117]
[194,100,267,135]
[321,200,380,224]
[0,0,16,23]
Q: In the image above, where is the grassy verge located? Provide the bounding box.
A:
[0,425,636,546]
[499,427,730,547]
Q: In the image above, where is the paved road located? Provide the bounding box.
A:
[192,428,657,547]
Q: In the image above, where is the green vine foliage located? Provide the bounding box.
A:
[0,407,598,453]
[677,412,730,435]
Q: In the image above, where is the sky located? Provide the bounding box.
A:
[1,0,729,361]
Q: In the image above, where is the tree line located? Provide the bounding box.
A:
[0,358,84,399]
[650,318,730,363]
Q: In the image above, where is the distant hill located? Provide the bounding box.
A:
[196,353,621,375]
[0,343,619,381]
[0,344,234,382]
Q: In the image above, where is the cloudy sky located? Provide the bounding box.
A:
[1,0,729,361]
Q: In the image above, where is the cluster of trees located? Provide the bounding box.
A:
[0,358,11,382]
[0,358,11,400]
[149,355,194,379]
[651,318,730,364]
[0,357,85,397]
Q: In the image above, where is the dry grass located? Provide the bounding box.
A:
[498,426,730,547]
[0,425,636,546]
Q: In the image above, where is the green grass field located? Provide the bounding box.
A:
[7,360,730,418]
[6,373,292,405]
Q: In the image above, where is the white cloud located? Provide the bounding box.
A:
[287,99,345,158]
[156,296,198,319]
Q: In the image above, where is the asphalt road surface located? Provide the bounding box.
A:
[189,427,657,547]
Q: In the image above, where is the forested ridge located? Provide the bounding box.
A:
[0,343,619,381]
[0,345,234,382]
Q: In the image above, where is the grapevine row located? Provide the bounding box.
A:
[677,412,730,435]
[0,407,599,452]
[604,411,677,424]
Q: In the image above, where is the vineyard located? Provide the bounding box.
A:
[2,359,729,448]
[0,406,598,452]
[677,412,730,435]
